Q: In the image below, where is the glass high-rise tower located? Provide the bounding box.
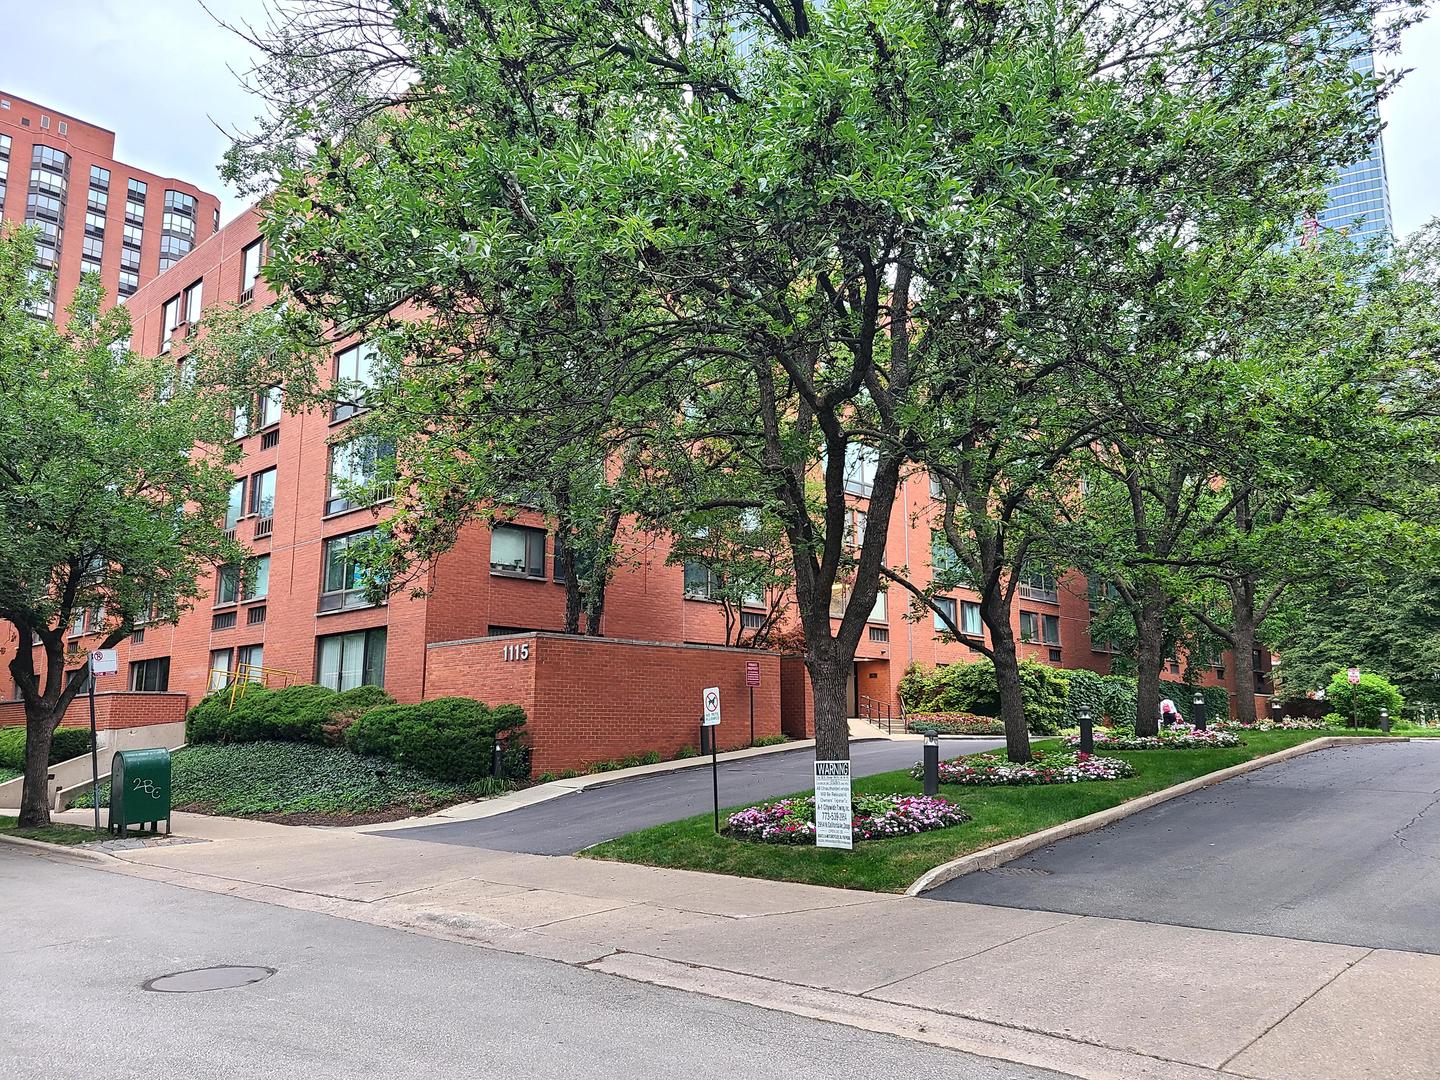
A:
[1315,31,1394,243]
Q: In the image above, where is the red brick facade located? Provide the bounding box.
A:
[426,634,782,775]
[0,204,1272,771]
[0,91,219,319]
[0,692,186,731]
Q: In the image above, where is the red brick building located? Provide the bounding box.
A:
[0,91,220,319]
[0,207,1271,753]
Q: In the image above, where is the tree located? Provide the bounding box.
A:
[219,0,1419,764]
[0,228,243,827]
[667,509,796,647]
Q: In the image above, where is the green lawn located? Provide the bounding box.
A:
[0,815,105,846]
[71,741,508,824]
[586,730,1369,892]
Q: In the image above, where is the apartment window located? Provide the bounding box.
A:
[930,531,963,581]
[240,240,262,300]
[87,187,107,212]
[89,165,109,189]
[124,199,145,225]
[258,385,283,429]
[842,443,879,497]
[237,643,264,678]
[490,524,546,579]
[183,279,203,325]
[868,589,887,623]
[333,342,378,420]
[215,565,241,606]
[248,467,277,520]
[127,178,147,200]
[232,402,250,440]
[224,479,245,530]
[961,600,983,638]
[129,657,170,692]
[320,530,379,611]
[327,436,394,515]
[742,610,767,631]
[161,296,180,349]
[846,508,867,549]
[118,271,139,297]
[208,649,232,691]
[317,627,387,692]
[933,596,957,632]
[1019,564,1059,604]
[58,121,67,136]
[242,554,270,601]
[82,235,103,261]
[40,115,50,130]
[683,560,720,600]
[1020,610,1061,646]
[929,471,944,500]
[869,626,890,643]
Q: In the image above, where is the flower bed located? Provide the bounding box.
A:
[905,713,1005,736]
[916,748,1134,787]
[724,793,970,845]
[1067,724,1241,750]
[1216,718,1333,732]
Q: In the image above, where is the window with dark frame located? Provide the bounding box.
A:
[489,524,546,579]
[319,530,380,611]
[933,596,957,632]
[332,342,377,421]
[129,657,170,692]
[316,627,387,691]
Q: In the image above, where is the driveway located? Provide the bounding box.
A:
[928,740,1440,954]
[380,737,1003,855]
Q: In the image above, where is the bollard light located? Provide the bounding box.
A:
[1078,707,1094,754]
[1270,699,1282,723]
[1381,709,1391,734]
[922,728,940,796]
[1193,691,1207,731]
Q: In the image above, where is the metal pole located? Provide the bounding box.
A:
[88,666,100,833]
[1078,707,1093,754]
[708,721,720,833]
[1192,691,1207,731]
[749,686,755,748]
[922,730,939,796]
[492,738,503,780]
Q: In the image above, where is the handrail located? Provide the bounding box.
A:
[208,663,301,708]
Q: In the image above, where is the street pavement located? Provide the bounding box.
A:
[929,741,1440,953]
[3,851,1073,1080]
[379,736,1002,854]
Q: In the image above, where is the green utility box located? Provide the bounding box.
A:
[109,748,172,836]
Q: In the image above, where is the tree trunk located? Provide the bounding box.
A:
[562,574,583,635]
[1134,593,1167,737]
[807,647,852,762]
[1230,578,1258,725]
[983,596,1031,763]
[18,700,61,829]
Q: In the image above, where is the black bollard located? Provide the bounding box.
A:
[1192,691,1207,731]
[492,738,504,779]
[1078,707,1094,754]
[922,730,940,796]
[1381,709,1391,734]
[1270,699,1283,723]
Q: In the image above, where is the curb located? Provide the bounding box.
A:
[0,832,115,864]
[905,735,1410,896]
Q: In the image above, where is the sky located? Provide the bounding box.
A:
[4,0,1439,235]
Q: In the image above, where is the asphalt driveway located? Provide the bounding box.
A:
[927,741,1440,954]
[380,737,1003,855]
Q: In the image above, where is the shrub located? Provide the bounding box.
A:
[1160,679,1231,728]
[185,692,232,745]
[0,726,93,770]
[220,684,339,744]
[305,684,396,745]
[1323,670,1404,728]
[346,697,528,781]
[905,713,1004,735]
[898,659,1069,734]
[753,734,790,747]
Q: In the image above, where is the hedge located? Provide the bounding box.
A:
[186,684,398,747]
[903,660,1233,733]
[904,714,1006,736]
[345,697,529,782]
[1322,670,1404,727]
[0,726,93,770]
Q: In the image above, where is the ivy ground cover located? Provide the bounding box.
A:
[586,731,1343,893]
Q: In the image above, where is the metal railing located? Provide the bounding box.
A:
[208,663,301,708]
[858,694,897,734]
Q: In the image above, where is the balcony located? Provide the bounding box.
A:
[260,428,280,451]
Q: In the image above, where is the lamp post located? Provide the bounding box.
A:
[1078,707,1094,754]
[921,729,940,796]
[1270,699,1282,724]
[1380,709,1391,734]
[1192,691,1207,731]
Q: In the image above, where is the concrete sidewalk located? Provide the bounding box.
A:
[14,814,1436,1080]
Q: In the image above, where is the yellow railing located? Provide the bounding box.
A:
[208,663,301,708]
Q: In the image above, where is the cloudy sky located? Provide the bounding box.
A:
[6,0,1439,235]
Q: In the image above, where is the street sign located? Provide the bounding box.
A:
[745,661,761,687]
[89,649,118,676]
[1347,667,1361,685]
[814,760,853,850]
[702,686,721,727]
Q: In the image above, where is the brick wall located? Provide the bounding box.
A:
[425,633,785,775]
[0,691,188,730]
[779,655,814,739]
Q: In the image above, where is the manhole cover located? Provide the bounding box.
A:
[143,966,276,993]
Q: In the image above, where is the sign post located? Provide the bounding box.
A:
[1347,667,1361,729]
[87,649,118,832]
[701,686,721,832]
[814,760,853,850]
[745,661,761,747]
